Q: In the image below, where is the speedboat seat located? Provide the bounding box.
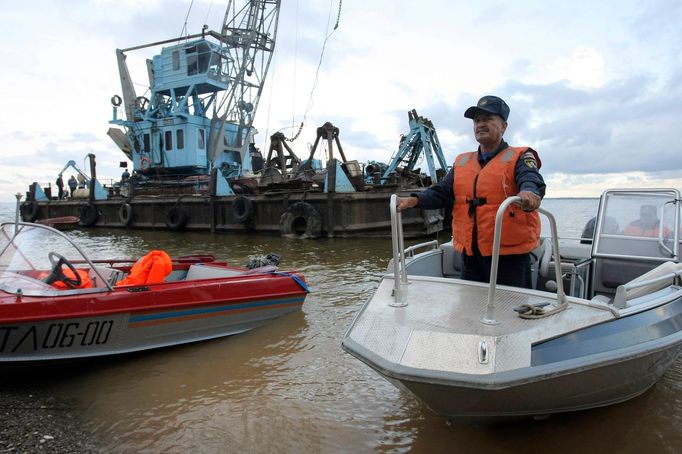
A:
[185,264,244,280]
[90,266,128,287]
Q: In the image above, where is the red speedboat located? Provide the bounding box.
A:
[0,222,308,366]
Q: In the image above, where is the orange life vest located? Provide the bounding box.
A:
[452,146,541,256]
[116,250,172,286]
[38,268,93,289]
[52,269,93,289]
[623,222,669,237]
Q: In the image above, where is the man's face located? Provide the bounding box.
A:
[473,113,507,147]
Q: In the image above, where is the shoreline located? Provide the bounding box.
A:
[0,384,99,453]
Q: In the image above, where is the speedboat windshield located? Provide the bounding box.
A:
[0,223,96,296]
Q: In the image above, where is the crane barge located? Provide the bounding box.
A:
[20,1,449,238]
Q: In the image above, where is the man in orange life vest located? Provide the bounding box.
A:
[623,205,664,237]
[397,95,546,288]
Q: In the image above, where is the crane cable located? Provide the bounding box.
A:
[283,0,342,142]
[180,0,195,38]
[203,1,214,27]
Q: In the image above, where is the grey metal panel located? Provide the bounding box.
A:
[532,295,682,365]
[348,276,614,375]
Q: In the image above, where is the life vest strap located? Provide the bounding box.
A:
[466,197,487,216]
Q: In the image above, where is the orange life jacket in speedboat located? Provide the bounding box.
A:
[452,147,541,256]
[38,268,93,289]
[116,250,172,286]
[623,222,671,237]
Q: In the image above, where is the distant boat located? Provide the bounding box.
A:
[0,221,308,367]
[343,189,682,421]
[36,216,80,230]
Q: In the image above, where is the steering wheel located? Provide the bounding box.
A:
[44,252,82,289]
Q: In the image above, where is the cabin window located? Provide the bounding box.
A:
[185,43,211,76]
[143,134,150,152]
[176,129,184,150]
[198,129,205,149]
[165,131,173,151]
[209,53,222,78]
[172,50,180,71]
[186,45,198,76]
[197,43,210,74]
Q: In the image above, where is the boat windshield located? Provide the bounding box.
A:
[0,223,101,297]
[594,190,680,260]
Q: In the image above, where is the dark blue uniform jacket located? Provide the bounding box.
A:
[415,141,546,210]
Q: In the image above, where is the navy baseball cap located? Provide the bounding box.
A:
[464,95,510,121]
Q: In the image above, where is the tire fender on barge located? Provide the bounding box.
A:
[79,204,99,226]
[232,196,254,223]
[26,202,41,222]
[279,202,322,239]
[165,206,189,230]
[119,203,133,226]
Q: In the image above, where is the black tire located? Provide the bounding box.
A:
[119,203,133,226]
[279,202,322,239]
[165,207,188,231]
[232,196,254,223]
[79,204,99,227]
[26,202,41,222]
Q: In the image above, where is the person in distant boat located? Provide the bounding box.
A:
[396,95,545,288]
[68,175,78,197]
[121,168,130,183]
[624,204,666,237]
[55,173,64,200]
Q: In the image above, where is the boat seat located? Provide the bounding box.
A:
[90,266,128,287]
[440,243,462,278]
[613,261,682,308]
[592,257,663,297]
[164,269,188,282]
[185,264,243,280]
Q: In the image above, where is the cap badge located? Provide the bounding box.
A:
[479,99,487,106]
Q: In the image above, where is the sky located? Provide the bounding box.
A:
[1,0,681,202]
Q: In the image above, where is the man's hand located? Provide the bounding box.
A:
[516,191,541,211]
[396,196,418,212]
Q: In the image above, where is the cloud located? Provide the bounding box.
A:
[547,47,606,89]
[1,1,681,201]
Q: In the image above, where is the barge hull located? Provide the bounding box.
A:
[21,192,445,238]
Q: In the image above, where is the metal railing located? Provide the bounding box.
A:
[388,194,567,323]
[613,264,682,309]
[389,195,409,307]
[403,240,439,258]
[481,196,566,324]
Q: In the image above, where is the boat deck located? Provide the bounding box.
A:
[347,275,615,374]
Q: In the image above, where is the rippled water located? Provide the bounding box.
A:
[1,200,680,452]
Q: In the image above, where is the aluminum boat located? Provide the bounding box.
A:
[342,189,682,420]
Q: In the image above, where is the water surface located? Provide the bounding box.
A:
[1,200,679,452]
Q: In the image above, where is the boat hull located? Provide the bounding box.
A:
[362,339,681,421]
[1,274,306,366]
[342,274,682,421]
